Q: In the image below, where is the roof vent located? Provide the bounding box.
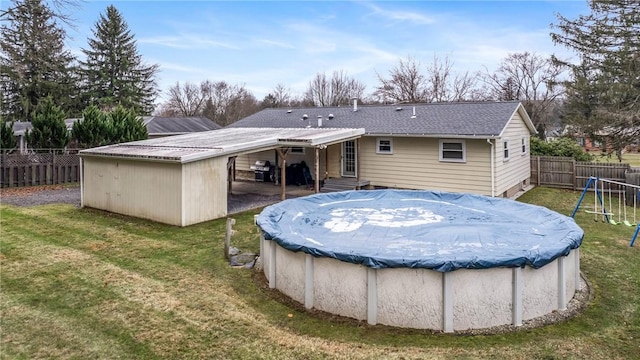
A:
[302,114,308,120]
[411,106,416,119]
[395,107,403,111]
[317,115,323,127]
[353,98,358,112]
[286,109,292,113]
[328,113,334,119]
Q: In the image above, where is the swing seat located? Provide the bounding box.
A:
[584,210,614,216]
[608,218,620,225]
[623,220,636,227]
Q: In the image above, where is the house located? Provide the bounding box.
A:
[228,100,536,198]
[9,116,220,153]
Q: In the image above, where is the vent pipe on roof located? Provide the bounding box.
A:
[353,98,358,112]
[317,115,323,128]
[328,113,334,119]
[411,106,416,119]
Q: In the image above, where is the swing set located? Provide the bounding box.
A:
[571,176,640,247]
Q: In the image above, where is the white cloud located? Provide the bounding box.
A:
[139,34,239,50]
[362,2,436,25]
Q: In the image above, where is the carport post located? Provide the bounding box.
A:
[314,147,320,193]
[227,156,236,194]
[276,148,290,201]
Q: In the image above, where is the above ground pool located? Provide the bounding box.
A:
[257,190,584,332]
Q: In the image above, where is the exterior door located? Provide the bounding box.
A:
[341,140,357,177]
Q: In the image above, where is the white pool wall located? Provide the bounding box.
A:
[261,234,580,332]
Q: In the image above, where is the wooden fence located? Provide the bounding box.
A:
[1,152,80,188]
[530,156,636,190]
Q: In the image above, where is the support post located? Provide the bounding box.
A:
[224,218,236,261]
[367,268,377,325]
[355,138,361,189]
[79,157,84,207]
[276,148,290,201]
[512,267,523,326]
[227,156,236,194]
[269,240,276,288]
[558,256,567,310]
[314,147,320,193]
[305,255,314,309]
[443,272,453,332]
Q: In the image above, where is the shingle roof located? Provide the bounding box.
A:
[144,116,221,135]
[228,101,532,137]
[10,117,221,136]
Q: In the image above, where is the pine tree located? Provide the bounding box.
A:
[25,96,69,151]
[81,5,159,115]
[0,0,78,121]
[71,105,109,148]
[552,0,640,160]
[1,117,18,153]
[106,105,147,144]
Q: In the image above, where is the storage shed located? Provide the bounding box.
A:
[79,127,364,226]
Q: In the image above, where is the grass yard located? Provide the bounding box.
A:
[590,151,640,167]
[1,187,639,359]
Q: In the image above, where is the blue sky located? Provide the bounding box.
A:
[18,1,592,101]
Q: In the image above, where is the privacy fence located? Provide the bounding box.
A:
[530,156,640,190]
[1,151,80,188]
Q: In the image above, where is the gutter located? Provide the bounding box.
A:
[487,139,495,197]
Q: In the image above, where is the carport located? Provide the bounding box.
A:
[79,127,364,226]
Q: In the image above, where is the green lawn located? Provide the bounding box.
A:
[1,187,639,359]
[590,151,640,167]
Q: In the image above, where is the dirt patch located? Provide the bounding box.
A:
[0,185,81,207]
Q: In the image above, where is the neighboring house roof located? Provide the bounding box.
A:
[228,101,536,138]
[10,117,221,137]
[143,116,221,135]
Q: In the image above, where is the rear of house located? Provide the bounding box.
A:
[229,101,536,197]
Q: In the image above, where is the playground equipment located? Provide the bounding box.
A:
[572,176,640,247]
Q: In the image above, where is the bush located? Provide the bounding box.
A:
[530,136,593,161]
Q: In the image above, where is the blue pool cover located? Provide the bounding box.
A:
[257,190,584,272]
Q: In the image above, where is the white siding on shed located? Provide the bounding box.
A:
[83,157,183,225]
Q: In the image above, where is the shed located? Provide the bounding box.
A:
[79,127,364,226]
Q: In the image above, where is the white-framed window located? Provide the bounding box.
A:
[376,138,393,154]
[290,146,305,154]
[503,140,510,160]
[439,139,465,162]
[576,137,585,146]
[521,137,527,155]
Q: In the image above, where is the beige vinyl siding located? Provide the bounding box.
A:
[83,157,183,225]
[358,137,492,195]
[495,113,531,196]
[182,156,228,226]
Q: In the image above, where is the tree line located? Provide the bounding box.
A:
[1,0,637,160]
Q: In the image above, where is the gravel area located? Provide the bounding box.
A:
[0,185,283,214]
[0,185,81,207]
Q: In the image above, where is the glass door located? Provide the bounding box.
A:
[341,140,356,177]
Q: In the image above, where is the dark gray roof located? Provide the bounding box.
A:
[144,117,221,135]
[228,101,533,137]
[10,117,221,136]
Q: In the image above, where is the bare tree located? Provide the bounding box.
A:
[202,81,259,126]
[305,70,365,107]
[479,52,566,136]
[161,81,209,116]
[375,56,428,103]
[262,83,292,108]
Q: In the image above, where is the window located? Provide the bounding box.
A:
[290,147,305,154]
[576,137,585,147]
[521,138,527,155]
[439,140,465,162]
[376,138,393,154]
[503,140,510,160]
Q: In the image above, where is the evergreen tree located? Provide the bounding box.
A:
[105,105,147,144]
[0,0,78,121]
[25,96,69,151]
[71,105,109,148]
[1,117,18,153]
[81,5,159,115]
[552,0,640,161]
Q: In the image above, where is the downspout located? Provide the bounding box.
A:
[487,139,495,197]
